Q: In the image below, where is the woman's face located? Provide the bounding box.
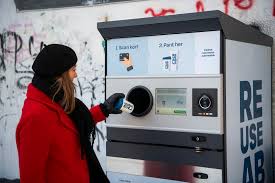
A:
[68,65,77,81]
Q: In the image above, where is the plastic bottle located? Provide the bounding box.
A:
[114,98,134,113]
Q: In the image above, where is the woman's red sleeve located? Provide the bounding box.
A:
[90,105,106,124]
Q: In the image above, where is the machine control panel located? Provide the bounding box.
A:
[106,77,223,134]
[192,88,217,117]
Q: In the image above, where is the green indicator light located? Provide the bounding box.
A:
[174,110,186,114]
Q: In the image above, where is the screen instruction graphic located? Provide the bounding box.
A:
[107,37,148,75]
[162,50,179,72]
[107,31,220,76]
[119,53,133,71]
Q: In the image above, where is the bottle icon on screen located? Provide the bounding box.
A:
[162,56,171,71]
[162,50,179,72]
[170,50,178,72]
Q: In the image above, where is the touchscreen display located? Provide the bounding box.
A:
[156,88,187,116]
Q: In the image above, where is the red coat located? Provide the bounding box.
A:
[16,84,106,183]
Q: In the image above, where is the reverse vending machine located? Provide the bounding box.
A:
[98,11,273,183]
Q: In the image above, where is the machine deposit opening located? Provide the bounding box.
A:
[127,86,153,117]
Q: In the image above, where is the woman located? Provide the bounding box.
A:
[16,44,124,183]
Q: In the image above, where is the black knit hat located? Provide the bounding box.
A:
[32,44,77,77]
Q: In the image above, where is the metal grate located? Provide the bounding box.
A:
[14,0,139,11]
[14,0,84,10]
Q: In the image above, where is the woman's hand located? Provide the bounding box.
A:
[100,93,125,116]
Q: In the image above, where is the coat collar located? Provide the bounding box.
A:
[26,83,78,134]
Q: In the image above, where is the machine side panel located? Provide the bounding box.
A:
[225,40,272,183]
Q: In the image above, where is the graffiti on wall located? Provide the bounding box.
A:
[144,8,175,17]
[223,0,254,14]
[197,0,255,14]
[196,0,205,12]
[143,0,258,17]
[0,31,42,90]
[144,0,274,18]
[0,22,106,152]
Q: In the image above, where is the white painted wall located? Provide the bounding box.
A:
[0,0,274,179]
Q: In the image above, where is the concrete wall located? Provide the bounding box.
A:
[0,0,274,179]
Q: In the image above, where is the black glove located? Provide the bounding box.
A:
[100,93,125,117]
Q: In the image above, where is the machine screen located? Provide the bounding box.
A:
[156,88,187,116]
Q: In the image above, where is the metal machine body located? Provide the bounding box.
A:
[98,11,273,183]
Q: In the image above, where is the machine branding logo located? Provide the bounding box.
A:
[240,80,265,183]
